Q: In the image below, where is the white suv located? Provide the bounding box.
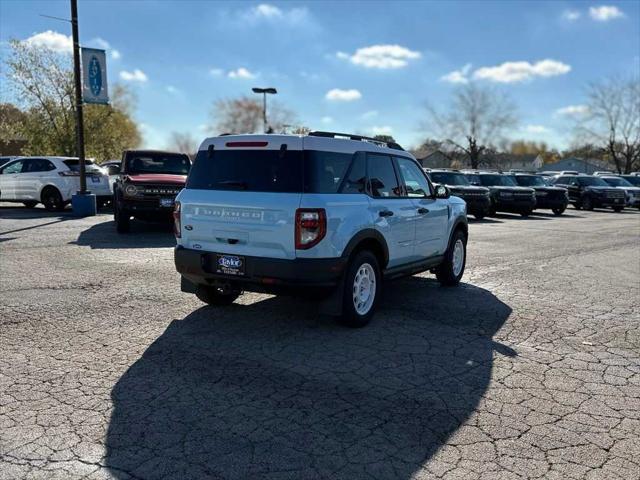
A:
[0,156,111,211]
[174,132,468,327]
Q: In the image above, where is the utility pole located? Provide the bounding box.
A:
[251,87,277,133]
[70,0,87,194]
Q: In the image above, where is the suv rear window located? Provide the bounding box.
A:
[63,159,102,173]
[187,149,355,194]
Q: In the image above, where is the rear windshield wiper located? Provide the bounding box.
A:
[217,180,248,190]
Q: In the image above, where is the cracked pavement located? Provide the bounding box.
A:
[1,204,639,479]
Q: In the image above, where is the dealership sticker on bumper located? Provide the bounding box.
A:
[216,254,245,276]
[160,198,174,207]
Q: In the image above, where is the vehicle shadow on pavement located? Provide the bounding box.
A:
[105,277,513,480]
[72,220,176,249]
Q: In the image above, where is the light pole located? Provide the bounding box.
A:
[252,87,277,133]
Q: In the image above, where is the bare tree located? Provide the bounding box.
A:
[168,131,199,159]
[425,83,517,169]
[210,96,295,135]
[577,77,640,174]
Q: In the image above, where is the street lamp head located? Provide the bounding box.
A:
[252,87,277,95]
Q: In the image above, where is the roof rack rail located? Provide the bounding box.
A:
[307,131,405,151]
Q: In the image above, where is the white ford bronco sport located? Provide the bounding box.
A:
[174,132,468,327]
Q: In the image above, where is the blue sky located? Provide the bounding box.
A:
[1,0,638,150]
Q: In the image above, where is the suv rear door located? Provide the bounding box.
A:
[178,138,303,260]
[366,153,415,266]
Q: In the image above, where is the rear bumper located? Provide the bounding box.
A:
[175,246,346,293]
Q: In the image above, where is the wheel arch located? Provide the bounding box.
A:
[40,184,63,202]
[341,229,389,270]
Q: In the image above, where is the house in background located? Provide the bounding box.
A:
[541,157,609,174]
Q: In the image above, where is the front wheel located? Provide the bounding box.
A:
[436,230,467,286]
[582,196,594,211]
[195,285,241,306]
[340,251,380,328]
[552,207,565,216]
[613,206,624,212]
[520,209,532,217]
[474,213,485,220]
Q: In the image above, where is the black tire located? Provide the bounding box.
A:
[582,196,593,211]
[195,285,240,306]
[23,201,38,209]
[114,205,130,233]
[613,206,624,212]
[552,207,565,216]
[573,203,581,210]
[436,229,467,287]
[474,213,485,220]
[520,210,532,217]
[41,187,65,212]
[340,250,381,328]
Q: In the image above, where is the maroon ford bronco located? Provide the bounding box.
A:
[113,150,191,233]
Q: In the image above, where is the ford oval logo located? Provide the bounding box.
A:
[88,55,102,96]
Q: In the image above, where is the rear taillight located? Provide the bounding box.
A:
[295,208,326,250]
[173,201,181,238]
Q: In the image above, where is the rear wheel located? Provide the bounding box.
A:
[552,207,565,216]
[195,285,241,306]
[613,206,624,212]
[436,229,466,286]
[474,213,485,220]
[582,196,594,211]
[23,201,38,209]
[41,187,64,212]
[114,204,130,233]
[340,250,380,328]
[520,209,532,217]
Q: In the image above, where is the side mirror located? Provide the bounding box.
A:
[435,184,450,199]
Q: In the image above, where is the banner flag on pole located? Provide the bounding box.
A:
[81,47,109,105]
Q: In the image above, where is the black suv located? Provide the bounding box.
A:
[427,170,491,219]
[511,174,569,215]
[551,175,625,212]
[467,173,536,217]
[113,150,191,232]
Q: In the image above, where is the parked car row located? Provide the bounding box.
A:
[425,168,640,219]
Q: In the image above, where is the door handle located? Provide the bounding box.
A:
[379,210,394,217]
[417,207,430,214]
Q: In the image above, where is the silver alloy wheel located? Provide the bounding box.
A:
[352,263,376,315]
[452,239,464,277]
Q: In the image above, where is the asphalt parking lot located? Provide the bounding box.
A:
[1,204,639,480]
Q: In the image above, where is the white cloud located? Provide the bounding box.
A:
[166,85,180,94]
[242,3,310,25]
[555,104,589,117]
[441,63,472,84]
[321,116,333,124]
[111,50,121,60]
[473,59,571,83]
[119,69,148,82]
[562,10,581,21]
[523,125,550,134]
[24,30,72,52]
[337,44,421,69]
[325,88,362,101]
[228,67,256,79]
[209,68,224,77]
[370,126,393,135]
[360,110,378,120]
[88,37,121,60]
[589,5,624,21]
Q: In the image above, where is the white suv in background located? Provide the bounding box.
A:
[0,156,111,211]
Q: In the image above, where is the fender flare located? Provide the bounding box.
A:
[341,229,390,268]
[447,216,468,249]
